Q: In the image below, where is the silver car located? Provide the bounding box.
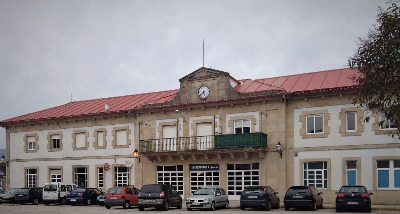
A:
[186,187,229,211]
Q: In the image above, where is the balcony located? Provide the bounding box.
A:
[139,132,267,153]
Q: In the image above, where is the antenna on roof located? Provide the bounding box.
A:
[70,84,73,102]
[203,39,204,67]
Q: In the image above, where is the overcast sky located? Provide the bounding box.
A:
[0,0,388,149]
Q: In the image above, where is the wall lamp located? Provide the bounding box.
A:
[276,142,282,159]
[1,155,8,166]
[133,149,141,163]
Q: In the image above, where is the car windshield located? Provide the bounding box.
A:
[107,188,123,194]
[141,185,162,193]
[287,186,309,194]
[72,188,86,193]
[243,188,264,193]
[17,188,30,193]
[6,188,20,194]
[340,186,366,193]
[44,185,58,191]
[193,188,215,195]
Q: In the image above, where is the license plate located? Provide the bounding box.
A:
[18,195,23,197]
[44,196,49,198]
[111,197,117,199]
[293,195,303,198]
[192,202,199,205]
[70,199,76,201]
[248,196,258,199]
[347,202,358,205]
[145,199,155,202]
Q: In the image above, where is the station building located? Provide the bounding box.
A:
[1,67,399,205]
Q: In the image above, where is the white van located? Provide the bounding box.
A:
[43,182,77,205]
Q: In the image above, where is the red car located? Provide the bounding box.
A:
[104,186,140,209]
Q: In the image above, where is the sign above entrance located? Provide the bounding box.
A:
[189,164,219,171]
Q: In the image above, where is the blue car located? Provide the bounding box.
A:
[66,188,103,205]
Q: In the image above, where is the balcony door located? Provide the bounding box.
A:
[162,125,177,151]
[196,122,213,150]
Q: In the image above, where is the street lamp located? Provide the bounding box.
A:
[133,149,141,163]
[0,155,7,166]
[276,142,282,159]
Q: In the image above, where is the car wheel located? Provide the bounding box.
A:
[33,199,39,205]
[225,200,229,209]
[177,199,182,209]
[105,205,111,209]
[123,200,130,209]
[138,205,144,211]
[210,201,215,211]
[319,200,323,209]
[61,198,66,205]
[336,207,341,212]
[311,202,317,211]
[20,201,25,205]
[275,199,280,209]
[366,207,371,213]
[284,205,290,211]
[163,200,169,211]
[265,200,271,211]
[240,205,245,210]
[187,208,192,211]
[45,202,49,206]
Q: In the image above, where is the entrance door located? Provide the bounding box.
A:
[196,122,213,150]
[162,125,177,151]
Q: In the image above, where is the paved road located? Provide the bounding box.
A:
[0,203,399,214]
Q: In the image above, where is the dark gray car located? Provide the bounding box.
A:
[240,186,280,210]
[138,184,182,211]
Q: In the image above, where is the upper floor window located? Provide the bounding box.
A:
[24,134,38,153]
[112,127,131,149]
[48,132,63,152]
[234,119,251,134]
[346,112,357,132]
[380,112,398,130]
[52,136,60,149]
[306,114,324,134]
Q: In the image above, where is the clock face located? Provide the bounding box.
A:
[198,85,210,98]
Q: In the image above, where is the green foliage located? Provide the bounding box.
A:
[349,1,400,137]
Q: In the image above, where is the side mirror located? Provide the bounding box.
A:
[369,192,373,195]
[319,192,323,195]
[275,192,279,194]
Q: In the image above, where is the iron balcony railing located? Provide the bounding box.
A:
[139,132,267,153]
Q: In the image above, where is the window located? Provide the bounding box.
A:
[52,137,60,149]
[28,137,35,150]
[303,162,327,188]
[189,164,220,193]
[112,127,131,148]
[227,163,259,196]
[306,114,324,134]
[346,112,357,132]
[94,129,107,149]
[50,168,62,183]
[73,131,88,150]
[114,167,129,186]
[377,160,400,189]
[380,112,398,129]
[48,132,63,151]
[26,168,37,187]
[97,167,104,189]
[24,134,38,153]
[234,119,251,134]
[74,167,88,188]
[346,161,357,185]
[157,165,184,195]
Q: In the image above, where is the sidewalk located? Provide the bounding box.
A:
[227,201,400,211]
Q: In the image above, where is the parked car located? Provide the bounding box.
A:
[0,188,20,203]
[104,186,140,209]
[138,184,182,211]
[66,188,103,205]
[15,187,43,205]
[284,186,323,211]
[43,182,77,205]
[335,185,373,212]
[186,187,229,211]
[96,193,105,206]
[240,186,280,210]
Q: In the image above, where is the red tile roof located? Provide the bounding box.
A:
[0,68,360,125]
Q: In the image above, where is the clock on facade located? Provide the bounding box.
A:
[198,85,210,98]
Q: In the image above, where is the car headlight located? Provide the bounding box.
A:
[186,198,191,202]
[204,198,210,203]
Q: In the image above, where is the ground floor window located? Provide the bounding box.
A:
[50,168,62,183]
[227,163,259,196]
[26,169,37,187]
[157,165,184,195]
[114,167,129,186]
[189,164,220,193]
[74,167,88,188]
[377,160,400,189]
[97,167,104,189]
[303,162,327,188]
[346,160,357,185]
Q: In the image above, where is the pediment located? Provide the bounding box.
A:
[179,67,230,82]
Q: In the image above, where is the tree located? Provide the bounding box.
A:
[349,1,400,137]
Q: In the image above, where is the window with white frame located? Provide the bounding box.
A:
[74,167,88,188]
[227,163,259,196]
[306,114,324,134]
[346,112,357,132]
[380,112,398,129]
[303,162,327,188]
[51,135,61,149]
[346,161,357,185]
[50,168,62,183]
[157,165,184,195]
[26,169,37,187]
[27,136,36,150]
[115,167,129,186]
[377,160,400,189]
[234,119,251,134]
[97,167,104,189]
